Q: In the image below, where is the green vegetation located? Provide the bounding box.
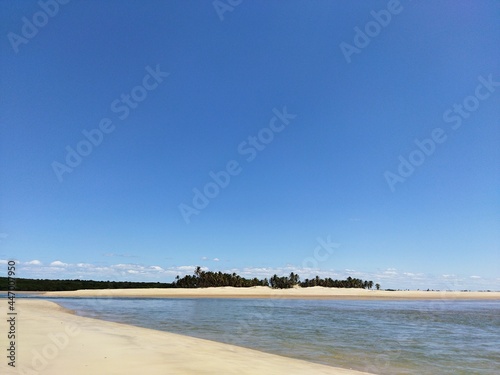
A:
[0,277,173,291]
[298,275,373,289]
[173,266,268,288]
[173,267,377,290]
[1,267,379,291]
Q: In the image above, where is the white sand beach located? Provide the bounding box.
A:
[41,286,500,299]
[0,299,374,375]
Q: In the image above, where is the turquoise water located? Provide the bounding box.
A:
[40,298,499,374]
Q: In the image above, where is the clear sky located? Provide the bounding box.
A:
[1,0,498,290]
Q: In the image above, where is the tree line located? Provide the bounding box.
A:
[173,267,268,288]
[173,267,380,290]
[0,277,174,291]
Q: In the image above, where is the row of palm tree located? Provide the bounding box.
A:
[271,274,378,289]
[300,276,380,289]
[173,267,268,288]
[173,267,380,290]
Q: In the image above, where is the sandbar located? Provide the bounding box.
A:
[41,286,500,300]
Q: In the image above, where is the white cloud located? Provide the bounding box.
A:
[177,265,198,272]
[50,261,68,267]
[3,259,197,281]
[24,260,42,266]
[113,264,129,269]
[382,269,398,276]
[213,258,220,261]
[76,263,93,268]
[470,275,481,279]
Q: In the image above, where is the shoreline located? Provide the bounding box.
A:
[1,299,374,375]
[39,286,500,300]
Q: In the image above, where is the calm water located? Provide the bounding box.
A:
[36,297,500,374]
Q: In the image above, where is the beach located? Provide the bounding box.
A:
[41,286,500,299]
[2,289,499,374]
[1,299,374,375]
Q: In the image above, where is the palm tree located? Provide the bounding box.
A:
[195,266,202,277]
[346,276,353,288]
[315,275,320,286]
[375,283,380,290]
[289,272,300,286]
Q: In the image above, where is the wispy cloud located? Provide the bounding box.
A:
[24,260,42,265]
[50,260,68,267]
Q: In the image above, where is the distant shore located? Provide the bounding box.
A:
[0,299,374,375]
[40,286,500,299]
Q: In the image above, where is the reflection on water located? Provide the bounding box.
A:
[39,297,500,375]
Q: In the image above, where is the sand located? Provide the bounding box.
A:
[2,289,498,374]
[0,299,374,375]
[41,286,500,299]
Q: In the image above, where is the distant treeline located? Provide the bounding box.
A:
[173,267,380,290]
[0,277,174,291]
[0,268,380,291]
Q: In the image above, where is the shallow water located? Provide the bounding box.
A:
[37,297,500,374]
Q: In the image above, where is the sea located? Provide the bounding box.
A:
[16,296,500,374]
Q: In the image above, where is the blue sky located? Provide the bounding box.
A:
[1,0,498,290]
